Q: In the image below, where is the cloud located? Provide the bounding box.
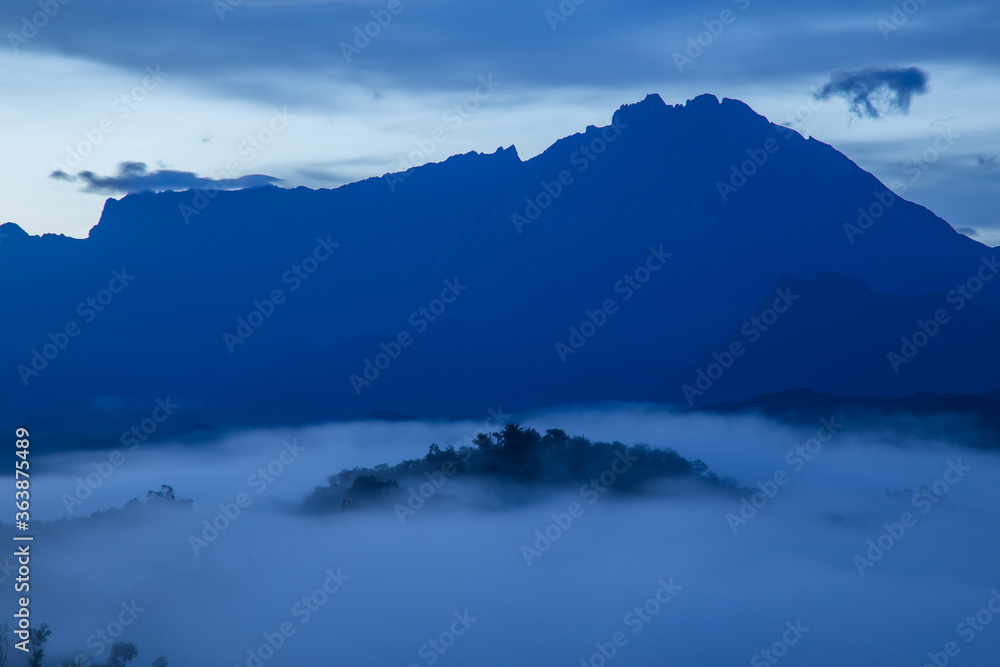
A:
[814,66,929,118]
[977,154,999,169]
[50,161,282,195]
[19,408,1000,666]
[294,167,351,185]
[49,169,76,182]
[0,0,996,108]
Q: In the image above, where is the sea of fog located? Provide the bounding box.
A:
[4,406,1000,666]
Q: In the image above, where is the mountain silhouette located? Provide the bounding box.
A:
[669,272,1000,406]
[2,93,997,447]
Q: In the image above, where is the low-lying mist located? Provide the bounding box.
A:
[5,405,1000,666]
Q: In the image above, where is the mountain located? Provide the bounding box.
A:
[703,388,1000,449]
[2,93,998,447]
[669,271,1000,406]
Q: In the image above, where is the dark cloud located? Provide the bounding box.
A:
[977,154,999,169]
[0,0,996,107]
[956,226,979,236]
[814,66,929,119]
[49,169,75,182]
[50,161,281,195]
[7,0,998,244]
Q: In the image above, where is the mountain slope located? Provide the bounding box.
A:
[1,93,997,442]
[669,271,1000,406]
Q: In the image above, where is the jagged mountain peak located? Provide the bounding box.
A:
[2,93,998,433]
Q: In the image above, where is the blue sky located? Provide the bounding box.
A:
[1,0,997,243]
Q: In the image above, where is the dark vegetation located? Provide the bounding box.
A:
[0,621,168,667]
[41,485,193,528]
[0,492,180,667]
[706,388,1000,449]
[304,423,737,513]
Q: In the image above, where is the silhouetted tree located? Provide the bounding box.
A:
[473,433,495,451]
[28,624,51,667]
[542,428,569,444]
[0,621,9,667]
[302,422,737,513]
[151,658,168,667]
[106,641,138,667]
[348,475,399,497]
[496,423,541,453]
[145,485,176,503]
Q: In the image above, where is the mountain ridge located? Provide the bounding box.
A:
[2,92,997,446]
